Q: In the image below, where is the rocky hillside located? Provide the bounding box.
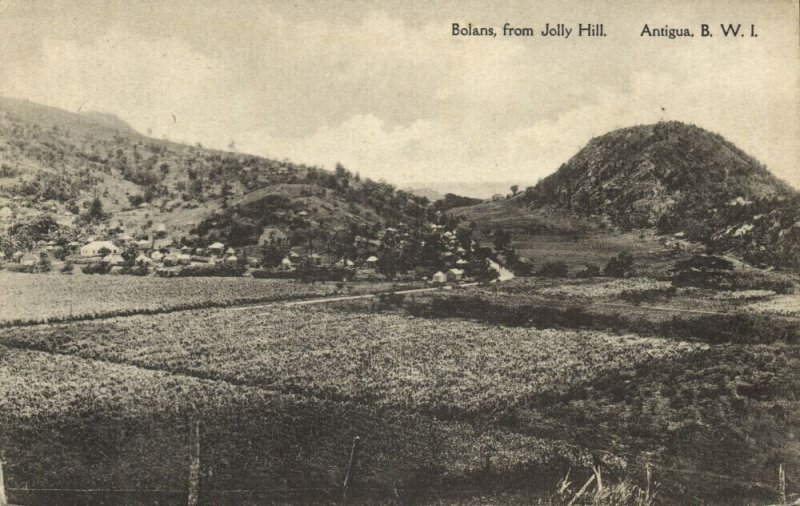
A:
[0,97,431,249]
[526,121,793,227]
[474,122,799,269]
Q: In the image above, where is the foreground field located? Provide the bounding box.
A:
[1,345,595,505]
[1,301,798,504]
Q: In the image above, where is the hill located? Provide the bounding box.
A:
[0,96,431,251]
[454,122,800,270]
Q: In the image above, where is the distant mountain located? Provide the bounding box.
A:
[455,122,800,269]
[0,97,430,249]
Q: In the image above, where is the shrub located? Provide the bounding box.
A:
[81,262,111,275]
[575,263,601,278]
[673,266,796,294]
[537,261,569,278]
[604,252,634,278]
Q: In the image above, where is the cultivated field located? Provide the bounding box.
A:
[0,272,399,324]
[0,274,798,505]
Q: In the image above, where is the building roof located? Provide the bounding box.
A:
[208,242,225,249]
[366,255,378,262]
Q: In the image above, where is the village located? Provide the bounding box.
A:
[0,206,504,284]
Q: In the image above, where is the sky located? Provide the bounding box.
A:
[0,0,798,197]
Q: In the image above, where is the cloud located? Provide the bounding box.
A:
[0,2,797,193]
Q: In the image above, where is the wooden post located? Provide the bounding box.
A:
[0,457,8,506]
[342,436,361,502]
[779,463,786,505]
[645,462,652,501]
[187,420,201,506]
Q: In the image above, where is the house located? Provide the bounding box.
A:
[208,242,225,255]
[281,257,293,270]
[150,251,165,261]
[135,254,152,264]
[80,241,119,257]
[225,247,236,256]
[365,255,378,266]
[136,240,152,250]
[432,271,447,284]
[446,268,465,282]
[177,253,192,265]
[224,255,238,264]
[309,253,322,266]
[11,251,24,262]
[155,223,167,233]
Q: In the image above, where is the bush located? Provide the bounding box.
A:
[575,263,601,278]
[537,261,569,278]
[604,252,634,278]
[82,262,111,275]
[5,263,35,273]
[60,262,74,274]
[673,266,796,294]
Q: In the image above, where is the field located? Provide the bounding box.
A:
[0,274,798,505]
[0,272,401,324]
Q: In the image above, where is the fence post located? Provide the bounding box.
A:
[188,420,201,506]
[342,436,361,502]
[645,461,652,501]
[779,463,786,505]
[0,457,8,506]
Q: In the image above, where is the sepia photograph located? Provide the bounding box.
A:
[0,0,798,504]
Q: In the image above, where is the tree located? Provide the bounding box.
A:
[81,196,109,224]
[510,185,519,195]
[261,240,289,268]
[376,249,399,280]
[121,245,138,267]
[493,229,512,252]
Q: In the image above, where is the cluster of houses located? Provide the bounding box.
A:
[2,209,487,282]
[74,239,247,269]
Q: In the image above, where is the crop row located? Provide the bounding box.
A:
[0,345,592,501]
[0,306,703,417]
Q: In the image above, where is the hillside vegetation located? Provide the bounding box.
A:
[0,97,430,242]
[453,122,799,269]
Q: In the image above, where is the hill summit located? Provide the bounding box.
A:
[521,121,799,268]
[527,121,792,227]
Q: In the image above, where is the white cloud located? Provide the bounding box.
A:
[1,2,797,193]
